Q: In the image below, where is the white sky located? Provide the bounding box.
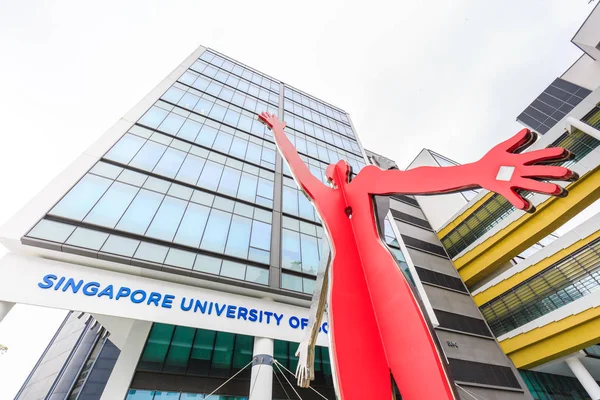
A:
[0,0,597,398]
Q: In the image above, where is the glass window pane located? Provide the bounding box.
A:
[140,323,175,368]
[282,187,299,216]
[200,209,232,253]
[116,189,164,235]
[176,155,205,186]
[250,221,271,251]
[195,125,218,148]
[146,196,187,242]
[139,106,169,129]
[173,203,211,248]
[50,174,112,221]
[177,119,202,142]
[220,260,246,280]
[158,113,186,135]
[197,161,224,192]
[164,248,196,269]
[104,134,146,165]
[211,332,234,371]
[130,141,168,172]
[101,235,140,257]
[134,242,169,264]
[237,173,258,203]
[300,234,319,275]
[245,265,268,285]
[224,215,252,258]
[163,326,195,373]
[282,273,303,292]
[218,167,241,197]
[282,229,301,271]
[65,227,109,250]
[84,182,138,228]
[153,148,187,179]
[27,220,75,243]
[193,254,222,275]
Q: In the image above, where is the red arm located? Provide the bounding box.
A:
[258,112,326,199]
[352,129,577,212]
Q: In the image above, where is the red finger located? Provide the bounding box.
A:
[501,187,533,211]
[521,165,574,180]
[514,178,563,196]
[496,129,536,153]
[518,147,571,165]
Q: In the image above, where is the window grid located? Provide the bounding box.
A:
[520,369,593,400]
[285,125,363,160]
[480,237,600,337]
[40,164,273,267]
[284,99,354,139]
[189,59,279,102]
[441,106,600,259]
[173,72,278,120]
[138,323,255,378]
[149,91,275,143]
[27,218,270,285]
[284,111,355,144]
[200,51,279,93]
[127,390,246,400]
[136,101,277,170]
[104,125,275,209]
[284,86,349,126]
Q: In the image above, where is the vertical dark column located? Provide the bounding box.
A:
[268,82,285,289]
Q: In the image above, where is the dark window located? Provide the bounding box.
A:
[390,209,431,230]
[415,266,468,293]
[448,358,520,388]
[390,194,419,207]
[435,310,492,337]
[401,235,448,258]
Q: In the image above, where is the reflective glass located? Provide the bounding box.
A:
[116,189,164,235]
[50,174,112,220]
[225,215,251,258]
[65,228,108,250]
[84,182,138,228]
[173,203,210,248]
[27,220,76,243]
[200,209,232,253]
[146,196,187,242]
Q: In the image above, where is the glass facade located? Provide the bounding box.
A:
[520,369,596,400]
[441,106,600,259]
[132,323,334,398]
[127,390,246,400]
[481,237,600,336]
[22,48,410,297]
[517,77,592,135]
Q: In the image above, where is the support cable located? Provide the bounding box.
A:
[273,363,293,400]
[204,359,254,399]
[274,359,330,400]
[456,384,489,400]
[273,360,304,399]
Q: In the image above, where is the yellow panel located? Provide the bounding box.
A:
[473,229,600,306]
[500,306,600,369]
[456,166,600,288]
[437,192,494,239]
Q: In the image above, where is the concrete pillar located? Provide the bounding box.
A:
[566,356,600,400]
[100,319,152,400]
[249,336,274,400]
[0,301,15,324]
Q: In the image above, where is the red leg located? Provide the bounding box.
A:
[363,244,457,400]
[328,252,392,400]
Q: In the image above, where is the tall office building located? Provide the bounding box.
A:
[409,4,600,399]
[0,46,534,400]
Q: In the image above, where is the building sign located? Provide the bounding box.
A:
[0,252,329,346]
[37,273,328,334]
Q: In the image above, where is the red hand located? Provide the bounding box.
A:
[475,128,577,212]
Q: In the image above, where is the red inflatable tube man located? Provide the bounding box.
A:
[258,111,576,400]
